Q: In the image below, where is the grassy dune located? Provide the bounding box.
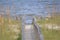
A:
[37,16,60,40]
[41,27,60,40]
[0,18,22,40]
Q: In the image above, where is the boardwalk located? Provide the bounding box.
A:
[22,24,42,40]
[22,16,44,40]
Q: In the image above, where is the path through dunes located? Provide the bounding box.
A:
[22,24,43,40]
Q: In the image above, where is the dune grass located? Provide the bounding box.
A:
[37,16,60,40]
[41,27,60,40]
[0,18,22,40]
[37,16,60,25]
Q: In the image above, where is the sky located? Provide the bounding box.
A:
[0,0,60,16]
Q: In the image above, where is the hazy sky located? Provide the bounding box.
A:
[0,0,60,16]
